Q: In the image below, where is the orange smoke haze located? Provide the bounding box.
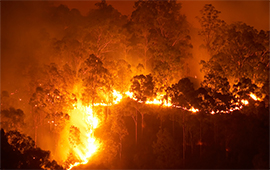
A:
[53,0,269,81]
[54,1,269,31]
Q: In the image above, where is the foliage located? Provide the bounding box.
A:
[2,2,269,169]
[104,59,133,93]
[68,125,81,147]
[200,14,269,85]
[130,0,192,77]
[80,54,112,105]
[197,4,227,55]
[84,0,128,60]
[130,74,155,102]
[1,129,63,169]
[0,107,25,132]
[167,77,195,108]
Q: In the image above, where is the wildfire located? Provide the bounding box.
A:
[67,101,100,170]
[66,89,263,170]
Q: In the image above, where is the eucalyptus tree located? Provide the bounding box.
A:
[130,0,192,79]
[197,4,227,55]
[79,54,112,107]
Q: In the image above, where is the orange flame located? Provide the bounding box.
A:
[249,93,261,101]
[112,90,123,104]
[67,89,261,169]
[241,99,249,105]
[67,101,100,170]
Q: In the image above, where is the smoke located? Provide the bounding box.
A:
[181,1,269,31]
[2,0,268,110]
[2,2,53,92]
[180,1,269,82]
[1,1,66,158]
[1,0,268,161]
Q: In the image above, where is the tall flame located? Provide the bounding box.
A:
[67,101,100,170]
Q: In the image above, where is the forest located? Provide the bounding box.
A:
[1,1,269,169]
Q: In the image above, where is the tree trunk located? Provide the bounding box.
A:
[182,111,185,167]
[119,137,122,160]
[199,120,202,158]
[141,113,144,138]
[189,128,194,154]
[132,111,138,145]
[214,118,217,145]
[33,107,37,148]
[172,113,175,138]
[34,124,37,148]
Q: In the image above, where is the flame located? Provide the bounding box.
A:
[125,91,134,98]
[67,89,263,169]
[67,101,100,170]
[241,99,249,105]
[249,93,261,101]
[112,90,123,104]
[189,107,199,113]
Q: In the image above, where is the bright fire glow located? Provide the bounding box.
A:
[67,101,100,170]
[241,99,249,105]
[67,89,263,169]
[112,90,123,104]
[249,93,261,101]
[125,91,134,98]
[189,107,199,113]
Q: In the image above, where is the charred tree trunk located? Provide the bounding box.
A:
[144,39,147,71]
[172,113,175,138]
[141,113,144,138]
[199,120,202,158]
[182,111,186,167]
[132,111,138,145]
[119,137,122,160]
[189,128,194,155]
[34,124,37,148]
[33,107,37,148]
[214,118,217,145]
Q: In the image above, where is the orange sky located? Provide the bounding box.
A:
[54,0,269,31]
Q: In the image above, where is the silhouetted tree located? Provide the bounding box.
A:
[1,129,63,169]
[197,4,227,55]
[0,107,25,132]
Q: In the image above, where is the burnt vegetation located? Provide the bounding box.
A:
[1,1,269,169]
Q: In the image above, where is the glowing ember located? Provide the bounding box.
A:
[188,107,199,113]
[241,99,249,105]
[249,93,261,101]
[145,98,163,105]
